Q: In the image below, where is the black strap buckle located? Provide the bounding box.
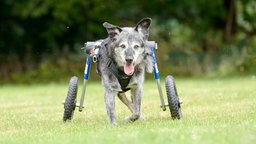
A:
[121,76,129,79]
[106,58,112,68]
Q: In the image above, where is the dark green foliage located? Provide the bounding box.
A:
[0,0,255,83]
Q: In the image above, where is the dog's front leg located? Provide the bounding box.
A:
[101,72,122,125]
[104,89,118,125]
[118,92,134,113]
[125,87,142,122]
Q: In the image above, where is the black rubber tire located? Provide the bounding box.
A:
[165,75,182,120]
[63,76,78,122]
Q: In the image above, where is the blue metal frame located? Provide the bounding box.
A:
[84,56,91,80]
[78,56,91,111]
[150,46,166,111]
[78,40,166,111]
[83,43,161,81]
[150,47,160,80]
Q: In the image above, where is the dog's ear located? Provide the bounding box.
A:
[103,22,122,39]
[135,18,152,39]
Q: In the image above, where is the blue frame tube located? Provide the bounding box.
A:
[150,47,166,111]
[84,56,91,80]
[79,56,91,111]
[151,48,160,80]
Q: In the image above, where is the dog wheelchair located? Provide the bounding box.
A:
[62,40,182,122]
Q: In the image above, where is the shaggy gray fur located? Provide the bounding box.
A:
[98,18,153,125]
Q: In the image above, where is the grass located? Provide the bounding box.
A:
[0,76,256,144]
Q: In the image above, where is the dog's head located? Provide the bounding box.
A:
[103,18,152,75]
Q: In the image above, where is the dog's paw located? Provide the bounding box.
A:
[111,122,118,126]
[124,116,131,123]
[124,114,141,122]
[139,115,145,121]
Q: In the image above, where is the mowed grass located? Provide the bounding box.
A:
[0,76,256,144]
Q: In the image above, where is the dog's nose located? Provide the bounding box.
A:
[125,58,133,64]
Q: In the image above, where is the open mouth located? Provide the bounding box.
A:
[124,63,134,75]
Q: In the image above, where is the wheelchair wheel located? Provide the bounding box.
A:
[165,75,182,120]
[63,76,78,122]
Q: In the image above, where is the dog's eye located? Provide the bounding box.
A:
[120,44,126,49]
[134,45,139,49]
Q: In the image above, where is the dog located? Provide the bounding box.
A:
[98,18,153,125]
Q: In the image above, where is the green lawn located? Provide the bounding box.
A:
[1,76,256,144]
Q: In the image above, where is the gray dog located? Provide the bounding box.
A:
[98,18,153,125]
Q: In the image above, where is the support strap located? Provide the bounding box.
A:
[99,53,133,92]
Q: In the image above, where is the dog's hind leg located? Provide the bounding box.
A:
[118,92,134,113]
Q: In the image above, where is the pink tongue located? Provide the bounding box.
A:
[124,64,134,75]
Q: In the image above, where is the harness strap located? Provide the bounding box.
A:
[100,53,133,92]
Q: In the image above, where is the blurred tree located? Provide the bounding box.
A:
[0,0,255,83]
